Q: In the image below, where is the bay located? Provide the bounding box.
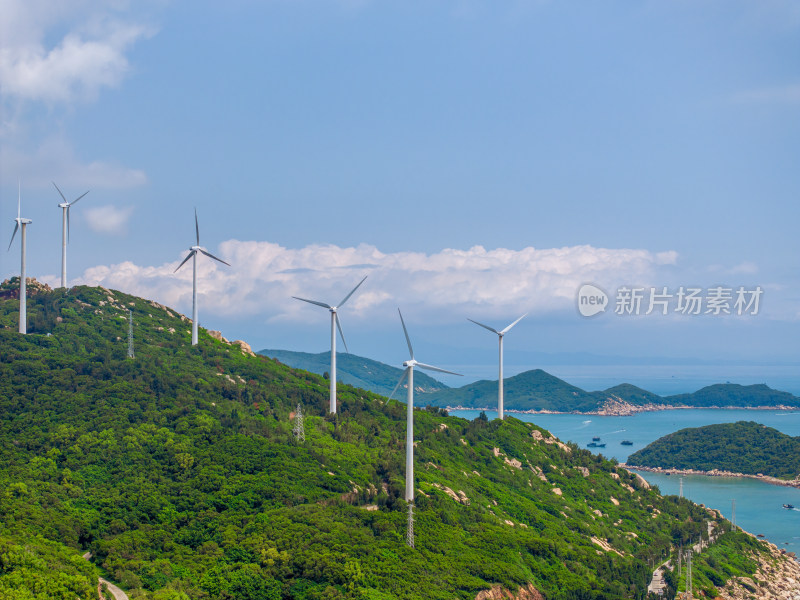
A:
[449,408,800,550]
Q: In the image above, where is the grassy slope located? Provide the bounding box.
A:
[0,284,773,599]
[626,421,800,479]
[259,349,448,397]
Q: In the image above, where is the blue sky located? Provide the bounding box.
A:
[1,0,799,385]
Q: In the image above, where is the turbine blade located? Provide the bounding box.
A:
[198,248,231,266]
[398,308,414,359]
[70,190,90,206]
[8,222,19,251]
[67,206,70,243]
[500,313,527,335]
[335,313,349,353]
[194,208,200,246]
[467,318,499,335]
[415,362,462,377]
[52,181,67,203]
[174,250,195,272]
[292,296,332,309]
[389,367,409,400]
[338,275,368,308]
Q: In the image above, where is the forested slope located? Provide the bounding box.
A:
[0,282,771,599]
[627,421,800,479]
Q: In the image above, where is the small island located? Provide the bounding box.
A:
[625,421,800,487]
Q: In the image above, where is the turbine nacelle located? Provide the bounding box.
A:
[292,276,368,414]
[58,202,69,209]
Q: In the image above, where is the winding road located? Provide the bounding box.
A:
[83,552,129,600]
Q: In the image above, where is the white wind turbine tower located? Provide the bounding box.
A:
[52,182,89,288]
[390,309,461,546]
[8,182,32,334]
[292,276,367,414]
[174,209,230,345]
[467,313,526,420]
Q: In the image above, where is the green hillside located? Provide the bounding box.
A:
[597,384,663,406]
[425,369,603,412]
[260,349,448,397]
[664,383,800,408]
[0,281,772,599]
[626,421,800,480]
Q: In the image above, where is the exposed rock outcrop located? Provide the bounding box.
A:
[474,583,544,600]
[717,542,800,599]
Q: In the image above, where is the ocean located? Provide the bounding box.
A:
[449,408,800,550]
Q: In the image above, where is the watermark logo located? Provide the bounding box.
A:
[577,284,763,317]
[577,284,609,317]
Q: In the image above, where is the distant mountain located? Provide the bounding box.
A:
[425,369,603,412]
[258,349,449,397]
[260,350,800,414]
[626,421,800,480]
[664,383,800,408]
[598,383,663,406]
[425,372,800,413]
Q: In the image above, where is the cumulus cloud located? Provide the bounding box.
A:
[0,1,154,104]
[72,242,678,323]
[85,204,134,234]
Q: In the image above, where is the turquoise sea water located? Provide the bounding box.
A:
[450,408,800,550]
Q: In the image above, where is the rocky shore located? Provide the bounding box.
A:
[718,541,800,599]
[444,401,799,417]
[623,464,800,489]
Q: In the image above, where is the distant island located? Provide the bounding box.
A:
[625,421,800,487]
[262,350,800,414]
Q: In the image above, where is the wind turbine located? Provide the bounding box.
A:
[292,276,367,414]
[174,209,230,345]
[467,313,526,420]
[390,309,461,505]
[52,182,89,288]
[8,182,32,334]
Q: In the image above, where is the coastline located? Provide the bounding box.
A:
[444,403,800,417]
[622,464,800,490]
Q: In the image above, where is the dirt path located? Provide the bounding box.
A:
[83,552,129,600]
[99,577,129,600]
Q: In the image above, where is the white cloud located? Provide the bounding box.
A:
[0,137,147,189]
[85,204,134,234]
[733,84,800,105]
[72,242,677,323]
[0,2,154,194]
[0,1,154,104]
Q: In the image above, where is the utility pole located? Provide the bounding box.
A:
[686,548,692,597]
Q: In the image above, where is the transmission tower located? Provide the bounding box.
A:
[127,310,135,359]
[293,404,305,442]
[406,503,415,548]
[686,548,692,597]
